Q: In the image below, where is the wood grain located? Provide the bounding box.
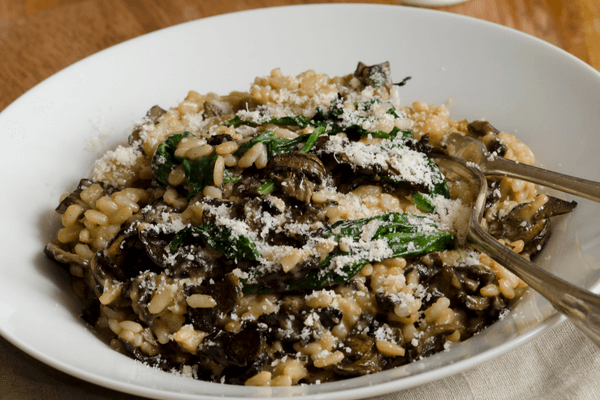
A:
[1,0,599,112]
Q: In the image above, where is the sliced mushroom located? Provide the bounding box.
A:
[129,105,166,145]
[333,334,383,377]
[488,195,577,257]
[44,242,88,270]
[87,224,142,298]
[203,99,232,118]
[265,151,328,203]
[467,120,500,137]
[354,61,393,88]
[138,224,223,280]
[246,254,320,293]
[207,134,233,146]
[467,120,507,156]
[119,338,173,372]
[231,174,266,198]
[333,313,389,376]
[408,324,460,360]
[55,179,116,214]
[199,323,267,368]
[185,273,242,332]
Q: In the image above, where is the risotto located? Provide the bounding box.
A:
[45,62,576,385]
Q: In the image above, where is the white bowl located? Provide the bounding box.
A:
[1,4,600,399]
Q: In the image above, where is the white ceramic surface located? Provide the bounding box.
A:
[1,4,600,400]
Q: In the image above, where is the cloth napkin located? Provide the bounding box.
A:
[1,319,599,399]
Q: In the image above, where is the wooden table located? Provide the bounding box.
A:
[1,0,599,113]
[1,1,600,399]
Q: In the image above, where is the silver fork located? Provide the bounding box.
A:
[432,153,600,347]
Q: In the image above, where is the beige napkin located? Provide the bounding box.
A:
[1,320,599,400]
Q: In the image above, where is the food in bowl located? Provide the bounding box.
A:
[45,62,575,385]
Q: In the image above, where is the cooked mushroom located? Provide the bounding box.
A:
[333,313,389,377]
[354,61,393,88]
[119,338,173,371]
[467,120,507,156]
[467,120,500,137]
[488,195,577,257]
[129,105,166,145]
[185,273,242,332]
[207,134,233,146]
[55,179,116,214]
[44,242,87,270]
[231,173,266,198]
[265,151,328,203]
[203,99,231,118]
[199,323,267,368]
[87,224,143,298]
[409,324,460,360]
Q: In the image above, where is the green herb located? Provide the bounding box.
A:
[152,132,191,185]
[299,126,325,153]
[242,212,455,294]
[223,169,241,184]
[234,130,306,159]
[258,180,277,195]
[225,100,411,142]
[170,225,260,261]
[152,132,221,199]
[180,154,218,199]
[412,191,436,213]
[289,213,454,291]
[232,126,325,161]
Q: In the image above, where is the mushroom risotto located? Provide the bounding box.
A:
[45,62,576,385]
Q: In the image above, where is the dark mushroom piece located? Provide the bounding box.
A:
[467,120,508,157]
[258,307,343,346]
[138,224,223,280]
[488,195,577,257]
[246,254,321,293]
[199,323,267,369]
[333,334,383,377]
[354,61,393,88]
[87,225,139,299]
[467,120,500,137]
[55,179,116,214]
[129,105,166,145]
[265,151,328,203]
[231,170,268,198]
[332,313,393,377]
[185,273,242,333]
[203,100,229,118]
[408,323,461,360]
[206,134,233,146]
[118,338,174,372]
[44,242,88,271]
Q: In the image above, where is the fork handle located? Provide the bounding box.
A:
[469,222,600,347]
[483,156,600,202]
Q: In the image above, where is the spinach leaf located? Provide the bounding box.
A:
[412,191,436,213]
[258,180,277,195]
[241,212,455,294]
[299,126,326,153]
[170,224,260,261]
[225,101,411,142]
[180,153,218,199]
[152,132,191,185]
[234,130,306,159]
[152,132,242,199]
[287,213,455,291]
[233,127,325,160]
[223,169,241,184]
